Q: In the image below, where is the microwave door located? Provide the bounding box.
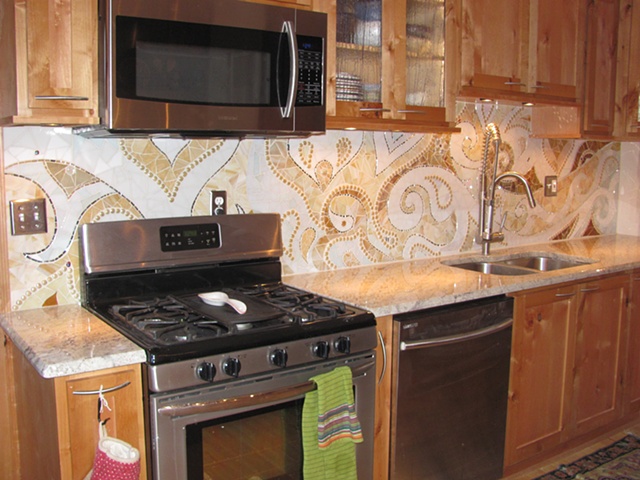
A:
[107,6,298,134]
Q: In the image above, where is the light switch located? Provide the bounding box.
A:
[544,176,558,197]
[9,198,48,235]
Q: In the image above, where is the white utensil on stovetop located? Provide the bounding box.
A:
[198,291,247,314]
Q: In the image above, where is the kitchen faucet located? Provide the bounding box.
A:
[478,123,536,256]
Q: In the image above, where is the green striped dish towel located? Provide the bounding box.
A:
[302,366,363,480]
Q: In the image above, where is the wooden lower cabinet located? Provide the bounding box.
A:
[573,275,628,434]
[505,273,632,472]
[625,271,640,414]
[505,283,578,467]
[12,345,147,480]
[373,315,393,480]
[0,334,18,480]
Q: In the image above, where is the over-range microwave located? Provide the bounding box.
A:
[77,0,326,138]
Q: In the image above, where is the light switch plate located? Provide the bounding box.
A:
[9,198,48,235]
[544,176,558,197]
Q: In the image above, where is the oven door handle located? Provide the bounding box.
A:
[157,360,375,418]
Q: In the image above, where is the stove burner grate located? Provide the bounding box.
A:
[110,297,229,345]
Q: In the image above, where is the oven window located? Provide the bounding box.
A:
[186,400,303,480]
[115,16,291,107]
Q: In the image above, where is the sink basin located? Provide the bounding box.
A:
[443,253,594,276]
[447,261,536,276]
[499,255,591,272]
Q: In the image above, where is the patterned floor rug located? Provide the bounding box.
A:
[535,435,640,479]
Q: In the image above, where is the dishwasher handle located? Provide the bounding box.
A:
[400,317,513,351]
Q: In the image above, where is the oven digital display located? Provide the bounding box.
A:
[160,223,221,252]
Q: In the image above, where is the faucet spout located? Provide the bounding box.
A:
[477,123,536,256]
[494,171,537,208]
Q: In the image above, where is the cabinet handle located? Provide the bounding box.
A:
[72,381,131,396]
[503,82,526,86]
[580,286,600,293]
[555,292,577,297]
[397,110,426,115]
[531,85,549,89]
[359,107,391,112]
[377,330,387,386]
[35,95,89,101]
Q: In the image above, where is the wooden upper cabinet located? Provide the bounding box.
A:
[313,0,456,133]
[582,0,620,138]
[614,0,640,139]
[452,0,585,105]
[456,0,528,97]
[12,0,99,125]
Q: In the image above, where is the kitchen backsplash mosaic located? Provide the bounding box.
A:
[3,103,620,310]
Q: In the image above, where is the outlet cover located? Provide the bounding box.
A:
[210,190,227,215]
[10,198,48,235]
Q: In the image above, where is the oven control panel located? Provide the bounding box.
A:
[160,223,221,252]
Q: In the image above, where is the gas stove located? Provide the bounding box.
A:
[80,214,376,392]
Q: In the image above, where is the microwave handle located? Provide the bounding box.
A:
[281,20,298,119]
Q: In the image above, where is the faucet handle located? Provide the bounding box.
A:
[499,213,507,231]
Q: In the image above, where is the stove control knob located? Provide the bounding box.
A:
[222,357,241,378]
[334,336,351,355]
[270,348,288,368]
[312,341,330,359]
[195,362,216,383]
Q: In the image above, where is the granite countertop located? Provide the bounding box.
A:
[0,304,145,378]
[283,234,640,317]
[3,234,640,379]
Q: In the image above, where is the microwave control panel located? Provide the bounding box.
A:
[296,35,324,106]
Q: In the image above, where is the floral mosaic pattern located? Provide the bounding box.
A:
[2,104,619,310]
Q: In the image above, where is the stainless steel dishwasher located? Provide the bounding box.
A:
[390,295,513,480]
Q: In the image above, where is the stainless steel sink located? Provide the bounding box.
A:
[446,261,536,276]
[443,253,594,276]
[499,255,590,272]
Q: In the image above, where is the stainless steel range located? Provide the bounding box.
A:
[79,214,376,480]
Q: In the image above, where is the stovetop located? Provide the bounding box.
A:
[88,282,374,365]
[80,214,377,391]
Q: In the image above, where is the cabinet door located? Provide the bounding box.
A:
[315,0,453,132]
[614,0,640,139]
[529,0,584,101]
[504,285,577,468]
[572,276,627,435]
[373,316,393,480]
[0,335,18,480]
[624,272,640,414]
[457,0,528,96]
[55,365,147,480]
[13,0,99,125]
[582,0,619,137]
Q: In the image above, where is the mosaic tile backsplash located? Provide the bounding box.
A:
[3,104,620,310]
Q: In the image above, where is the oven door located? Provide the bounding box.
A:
[150,353,375,480]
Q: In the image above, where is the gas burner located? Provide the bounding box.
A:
[110,297,229,345]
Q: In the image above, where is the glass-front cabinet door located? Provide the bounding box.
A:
[314,0,455,132]
[403,0,446,123]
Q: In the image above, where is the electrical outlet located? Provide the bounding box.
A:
[544,176,558,197]
[10,198,48,235]
[210,190,227,215]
